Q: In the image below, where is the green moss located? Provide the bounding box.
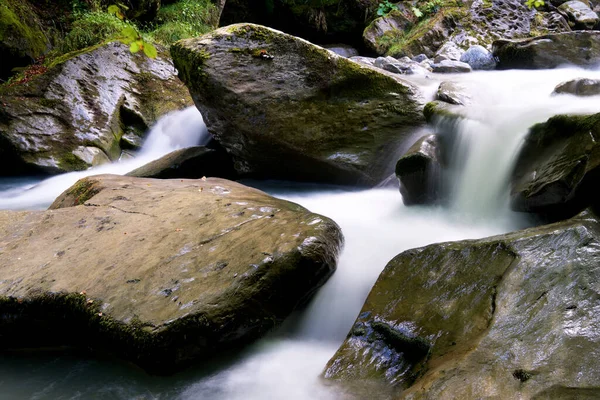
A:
[59,11,132,54]
[0,0,48,58]
[38,98,61,108]
[58,152,89,173]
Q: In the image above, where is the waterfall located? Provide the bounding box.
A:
[0,106,208,210]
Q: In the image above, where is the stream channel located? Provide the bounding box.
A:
[0,66,599,399]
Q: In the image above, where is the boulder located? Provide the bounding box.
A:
[0,174,343,374]
[0,0,49,80]
[349,56,377,66]
[363,10,413,55]
[558,0,599,30]
[374,56,430,75]
[0,42,192,176]
[324,210,600,398]
[423,101,467,123]
[436,81,471,106]
[388,14,455,58]
[510,113,600,219]
[324,44,359,58]
[126,145,237,179]
[431,59,472,73]
[395,134,443,205]
[493,31,600,69]
[171,24,425,186]
[459,45,496,70]
[433,41,463,62]
[552,78,600,96]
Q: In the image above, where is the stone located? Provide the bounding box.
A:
[0,174,343,374]
[493,32,600,69]
[374,56,430,75]
[431,59,472,73]
[349,56,376,66]
[459,45,496,70]
[395,134,443,205]
[558,0,599,30]
[0,42,192,176]
[434,41,463,61]
[171,24,425,186]
[436,81,471,105]
[412,54,428,63]
[363,10,413,54]
[510,113,600,219]
[423,101,467,123]
[552,78,600,96]
[324,44,359,58]
[324,210,600,398]
[126,145,237,179]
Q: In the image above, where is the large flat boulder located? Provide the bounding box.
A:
[324,211,600,398]
[0,175,342,374]
[493,31,600,69]
[0,42,192,176]
[171,24,425,186]
[510,113,600,219]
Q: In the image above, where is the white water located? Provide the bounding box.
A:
[0,106,209,210]
[1,67,600,399]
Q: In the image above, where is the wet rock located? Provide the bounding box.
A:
[459,45,496,70]
[493,31,600,69]
[324,44,359,58]
[431,60,472,73]
[324,210,600,398]
[558,0,599,30]
[436,81,471,106]
[423,101,467,123]
[126,146,237,179]
[374,56,430,75]
[0,42,192,176]
[0,175,343,374]
[434,41,463,62]
[363,10,413,55]
[553,78,600,96]
[510,113,600,219]
[395,134,443,205]
[171,24,425,186]
[349,56,376,66]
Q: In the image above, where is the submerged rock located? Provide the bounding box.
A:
[510,113,600,219]
[558,0,599,30]
[325,210,600,398]
[552,77,600,96]
[493,31,600,69]
[0,175,342,374]
[395,134,443,205]
[436,81,471,105]
[171,24,425,186]
[0,42,192,176]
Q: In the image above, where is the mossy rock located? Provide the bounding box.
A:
[325,210,600,398]
[0,175,343,374]
[171,23,425,186]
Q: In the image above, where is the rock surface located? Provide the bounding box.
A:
[171,24,425,186]
[459,45,496,70]
[363,10,413,55]
[431,60,472,73]
[324,210,600,399]
[558,0,599,30]
[436,81,471,105]
[510,113,600,219]
[0,42,192,176]
[126,146,237,179]
[553,78,600,96]
[493,31,600,69]
[0,174,342,374]
[395,134,443,205]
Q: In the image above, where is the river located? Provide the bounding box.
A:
[0,66,599,399]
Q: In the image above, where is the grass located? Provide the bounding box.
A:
[148,0,217,45]
[59,11,133,53]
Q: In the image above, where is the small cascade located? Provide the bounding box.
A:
[0,107,208,210]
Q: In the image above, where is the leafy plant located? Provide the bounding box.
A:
[525,0,545,8]
[377,0,399,16]
[148,0,216,45]
[411,0,444,19]
[60,11,132,53]
[108,4,157,58]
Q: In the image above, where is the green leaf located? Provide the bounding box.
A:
[143,42,158,59]
[412,6,424,18]
[122,26,139,41]
[130,41,141,53]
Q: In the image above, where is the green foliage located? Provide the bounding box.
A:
[525,0,545,8]
[108,3,157,58]
[377,0,399,16]
[412,0,444,19]
[148,0,216,45]
[60,11,131,53]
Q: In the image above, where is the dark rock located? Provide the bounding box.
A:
[171,24,425,186]
[493,31,600,69]
[0,175,343,374]
[558,0,599,30]
[324,210,600,398]
[510,113,600,219]
[459,45,496,70]
[0,42,192,176]
[553,78,600,96]
[126,146,237,179]
[395,134,443,205]
[431,59,472,73]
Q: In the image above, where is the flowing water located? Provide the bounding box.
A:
[1,66,600,399]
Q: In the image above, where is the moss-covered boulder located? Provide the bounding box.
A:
[0,42,192,176]
[395,134,444,205]
[324,210,600,398]
[171,24,425,186]
[0,174,342,374]
[558,0,599,30]
[0,0,50,80]
[493,31,600,69]
[510,113,600,219]
[363,10,413,55]
[126,145,237,179]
